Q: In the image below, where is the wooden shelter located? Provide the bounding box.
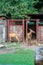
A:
[26,14,43,43]
[7,18,37,42]
[7,14,43,43]
[0,14,43,43]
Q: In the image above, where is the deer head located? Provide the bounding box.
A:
[29,29,35,33]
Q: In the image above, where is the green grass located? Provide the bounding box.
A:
[0,49,35,65]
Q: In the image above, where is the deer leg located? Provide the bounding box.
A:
[30,34,32,45]
[26,38,29,45]
[30,38,31,45]
[10,36,11,42]
[16,36,19,43]
[26,38,28,43]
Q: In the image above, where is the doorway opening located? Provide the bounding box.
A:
[27,21,36,40]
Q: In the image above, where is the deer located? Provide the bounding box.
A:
[26,29,35,45]
[9,31,20,43]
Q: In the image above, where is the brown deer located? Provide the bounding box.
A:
[9,31,19,42]
[26,29,35,45]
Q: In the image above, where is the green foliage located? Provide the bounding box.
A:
[34,0,43,11]
[0,0,39,19]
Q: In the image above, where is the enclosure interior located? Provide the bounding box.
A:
[27,21,36,39]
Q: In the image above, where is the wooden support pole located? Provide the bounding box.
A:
[22,19,24,42]
[26,19,28,39]
[7,19,10,42]
[36,19,38,41]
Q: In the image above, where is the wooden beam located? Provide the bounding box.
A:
[36,19,39,41]
[30,19,36,21]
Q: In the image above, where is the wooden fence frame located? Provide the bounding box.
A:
[7,19,25,42]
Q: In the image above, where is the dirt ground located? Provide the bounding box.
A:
[0,40,38,54]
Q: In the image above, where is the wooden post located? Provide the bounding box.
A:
[36,19,38,42]
[26,19,28,39]
[7,19,10,42]
[22,19,24,42]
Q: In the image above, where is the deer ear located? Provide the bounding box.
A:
[29,29,32,31]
